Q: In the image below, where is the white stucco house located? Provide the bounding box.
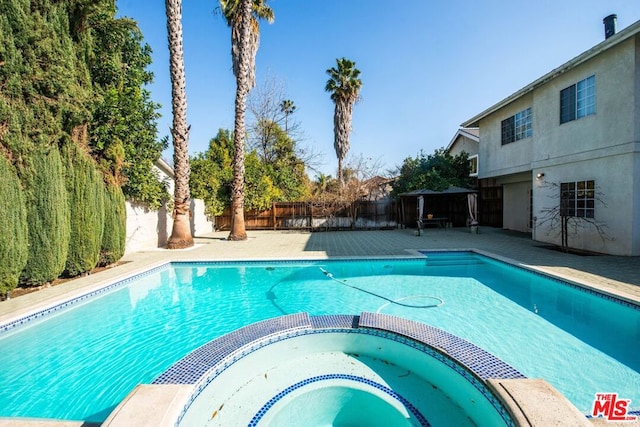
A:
[446,127,479,178]
[461,15,640,256]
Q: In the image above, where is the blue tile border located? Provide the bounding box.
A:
[359,312,525,381]
[0,263,171,336]
[164,313,518,427]
[247,374,431,427]
[154,312,312,385]
[420,250,640,311]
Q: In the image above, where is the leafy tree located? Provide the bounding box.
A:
[0,0,92,158]
[392,148,473,196]
[325,57,362,187]
[247,74,320,172]
[164,0,193,248]
[243,151,280,210]
[0,0,166,285]
[261,123,310,201]
[190,129,234,217]
[190,127,308,215]
[0,155,28,297]
[312,173,339,196]
[0,0,166,209]
[220,0,273,240]
[89,17,168,208]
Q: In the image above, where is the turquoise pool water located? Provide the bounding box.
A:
[0,252,638,421]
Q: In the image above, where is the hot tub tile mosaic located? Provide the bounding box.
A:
[154,312,312,385]
[247,374,431,427]
[359,311,525,381]
[309,314,359,329]
[164,312,519,426]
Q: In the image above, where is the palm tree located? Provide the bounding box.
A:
[220,0,274,90]
[279,99,296,133]
[325,57,362,188]
[165,0,193,249]
[220,0,273,240]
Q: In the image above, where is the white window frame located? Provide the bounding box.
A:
[469,155,478,177]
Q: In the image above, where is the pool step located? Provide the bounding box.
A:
[423,256,485,267]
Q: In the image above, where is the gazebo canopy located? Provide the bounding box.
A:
[399,186,477,196]
[398,186,478,228]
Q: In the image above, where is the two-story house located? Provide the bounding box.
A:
[462,16,640,256]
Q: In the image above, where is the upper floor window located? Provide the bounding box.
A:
[560,180,595,218]
[560,75,596,124]
[469,155,478,176]
[501,107,532,145]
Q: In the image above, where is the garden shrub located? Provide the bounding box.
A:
[64,145,105,276]
[21,148,70,285]
[0,155,28,296]
[100,184,126,266]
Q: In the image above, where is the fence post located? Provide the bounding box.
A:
[272,202,277,231]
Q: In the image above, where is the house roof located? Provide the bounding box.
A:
[462,19,640,128]
[445,127,479,152]
[399,186,477,197]
[155,157,174,178]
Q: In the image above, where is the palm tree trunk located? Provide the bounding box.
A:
[333,100,352,187]
[228,0,252,241]
[165,0,193,249]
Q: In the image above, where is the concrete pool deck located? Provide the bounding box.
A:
[1,226,639,426]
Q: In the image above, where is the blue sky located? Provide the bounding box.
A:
[116,1,639,178]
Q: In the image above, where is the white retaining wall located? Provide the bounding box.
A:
[125,198,213,255]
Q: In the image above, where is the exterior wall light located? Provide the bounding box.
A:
[536,172,545,180]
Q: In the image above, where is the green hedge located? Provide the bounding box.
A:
[0,155,28,296]
[21,148,70,285]
[64,145,105,276]
[100,184,126,266]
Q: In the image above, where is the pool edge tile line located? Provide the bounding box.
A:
[153,312,313,385]
[358,311,526,382]
[466,249,640,310]
[0,261,172,336]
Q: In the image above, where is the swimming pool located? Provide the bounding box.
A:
[0,251,638,422]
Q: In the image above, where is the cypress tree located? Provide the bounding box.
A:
[100,184,126,266]
[64,144,105,276]
[21,148,71,285]
[0,155,28,296]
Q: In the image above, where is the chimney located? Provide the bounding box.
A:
[603,14,617,39]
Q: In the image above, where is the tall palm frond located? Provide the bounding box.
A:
[220,0,273,89]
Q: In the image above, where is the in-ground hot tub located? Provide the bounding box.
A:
[152,312,522,426]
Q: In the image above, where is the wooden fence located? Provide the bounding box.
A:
[214,200,397,231]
